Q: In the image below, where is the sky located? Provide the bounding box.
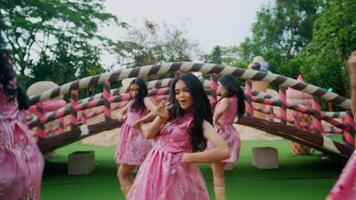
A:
[102,0,273,68]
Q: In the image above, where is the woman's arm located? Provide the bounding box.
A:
[213,98,230,127]
[142,102,169,139]
[144,97,156,112]
[117,101,130,122]
[346,52,356,123]
[182,120,230,163]
[143,116,166,139]
[132,98,157,129]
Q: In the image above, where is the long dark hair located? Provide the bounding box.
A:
[218,75,245,119]
[0,49,29,110]
[168,73,213,152]
[129,78,148,113]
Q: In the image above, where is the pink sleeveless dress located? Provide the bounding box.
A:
[126,113,210,200]
[0,82,44,199]
[211,96,241,163]
[115,106,152,165]
[326,150,356,200]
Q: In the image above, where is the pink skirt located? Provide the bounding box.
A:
[208,125,241,163]
[0,117,44,200]
[127,148,210,200]
[115,122,151,165]
[326,150,356,200]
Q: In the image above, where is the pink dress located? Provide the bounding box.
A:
[126,113,210,200]
[210,96,241,163]
[326,150,356,200]
[115,106,151,165]
[0,83,44,199]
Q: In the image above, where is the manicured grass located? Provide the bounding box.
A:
[41,139,345,200]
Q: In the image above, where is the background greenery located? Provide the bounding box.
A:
[1,0,355,106]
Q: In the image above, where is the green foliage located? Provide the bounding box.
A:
[113,20,200,66]
[31,49,76,85]
[237,0,355,98]
[113,20,201,80]
[298,0,356,96]
[238,0,330,78]
[0,0,124,87]
[30,39,106,85]
[210,46,222,64]
[204,45,247,69]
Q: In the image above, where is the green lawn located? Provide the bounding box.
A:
[41,139,345,200]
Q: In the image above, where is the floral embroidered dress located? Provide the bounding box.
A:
[0,80,44,199]
[210,96,241,163]
[115,105,152,165]
[126,112,210,200]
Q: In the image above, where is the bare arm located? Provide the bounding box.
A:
[346,51,356,123]
[142,102,169,139]
[182,120,230,163]
[213,98,230,126]
[143,116,167,139]
[117,101,131,122]
[140,97,157,123]
[132,98,157,128]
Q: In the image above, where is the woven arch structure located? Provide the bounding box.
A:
[26,63,355,161]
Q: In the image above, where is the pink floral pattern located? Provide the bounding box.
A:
[0,82,44,200]
[208,96,241,163]
[326,150,356,200]
[115,108,152,165]
[127,113,210,200]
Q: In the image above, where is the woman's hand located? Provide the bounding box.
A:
[132,120,142,129]
[213,117,224,130]
[180,120,230,163]
[180,153,192,168]
[153,101,169,120]
[117,114,126,123]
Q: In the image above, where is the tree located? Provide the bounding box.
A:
[210,46,222,64]
[238,0,331,78]
[204,45,248,68]
[31,35,106,85]
[298,0,356,96]
[0,0,125,86]
[113,19,201,68]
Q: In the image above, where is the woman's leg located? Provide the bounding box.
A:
[117,164,137,196]
[211,162,227,200]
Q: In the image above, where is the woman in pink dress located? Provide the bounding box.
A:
[127,73,231,200]
[115,78,156,197]
[0,49,44,199]
[210,75,245,200]
[326,51,356,200]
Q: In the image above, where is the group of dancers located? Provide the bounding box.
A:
[0,42,246,199]
[115,73,245,200]
[1,32,356,199]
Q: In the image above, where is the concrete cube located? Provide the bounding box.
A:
[252,147,278,169]
[68,151,96,175]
